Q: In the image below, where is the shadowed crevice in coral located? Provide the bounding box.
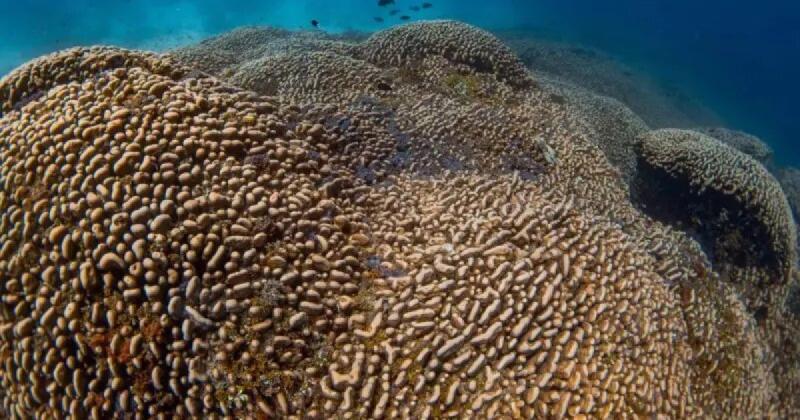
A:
[10,89,43,112]
[633,156,782,286]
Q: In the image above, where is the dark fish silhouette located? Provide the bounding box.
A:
[410,6,421,11]
[400,15,411,20]
[389,9,400,15]
[422,2,433,8]
[378,0,394,6]
[310,19,319,28]
[374,17,384,23]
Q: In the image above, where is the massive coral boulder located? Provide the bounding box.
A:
[635,129,796,303]
[1,21,799,420]
[0,47,699,419]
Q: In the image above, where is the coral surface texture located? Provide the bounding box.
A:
[0,21,798,420]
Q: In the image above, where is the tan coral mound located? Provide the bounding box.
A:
[168,20,642,205]
[357,20,534,88]
[637,129,796,290]
[229,51,388,103]
[0,46,186,113]
[171,27,359,77]
[1,21,799,419]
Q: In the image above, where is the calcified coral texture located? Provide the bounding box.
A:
[356,21,534,88]
[0,20,798,420]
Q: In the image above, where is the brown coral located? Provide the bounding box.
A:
[0,21,799,420]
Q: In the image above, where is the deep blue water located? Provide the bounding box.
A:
[1,0,798,165]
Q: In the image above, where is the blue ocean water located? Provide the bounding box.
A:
[1,0,799,164]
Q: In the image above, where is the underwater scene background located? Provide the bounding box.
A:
[2,0,799,164]
[2,1,800,419]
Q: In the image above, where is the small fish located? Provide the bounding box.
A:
[374,17,384,23]
[310,19,319,28]
[378,0,394,6]
[400,15,411,20]
[422,2,433,8]
[389,9,400,15]
[410,6,421,11]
